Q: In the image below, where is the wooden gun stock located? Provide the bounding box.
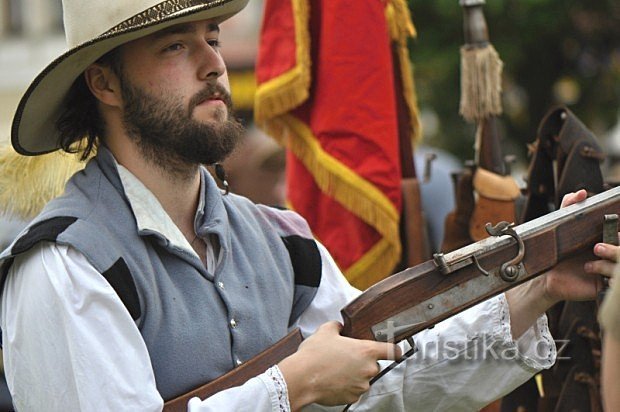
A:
[163,329,303,411]
[164,187,619,410]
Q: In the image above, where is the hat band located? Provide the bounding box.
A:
[105,0,230,36]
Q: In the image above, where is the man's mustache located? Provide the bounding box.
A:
[188,84,233,114]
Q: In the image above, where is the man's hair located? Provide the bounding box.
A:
[56,48,122,160]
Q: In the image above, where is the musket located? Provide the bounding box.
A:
[164,186,620,411]
[442,0,521,252]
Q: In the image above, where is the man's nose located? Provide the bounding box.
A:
[198,42,226,82]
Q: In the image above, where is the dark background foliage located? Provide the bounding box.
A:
[408,0,620,169]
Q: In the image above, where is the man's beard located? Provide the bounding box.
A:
[120,78,245,179]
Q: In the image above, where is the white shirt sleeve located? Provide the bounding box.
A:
[294,242,556,411]
[0,243,288,412]
[1,240,556,412]
[293,243,362,337]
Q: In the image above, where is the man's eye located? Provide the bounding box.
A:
[164,43,184,52]
[207,39,222,49]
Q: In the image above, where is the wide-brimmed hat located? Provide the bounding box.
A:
[11,0,249,156]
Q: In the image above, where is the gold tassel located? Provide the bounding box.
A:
[459,44,504,122]
[0,146,86,220]
[385,0,417,40]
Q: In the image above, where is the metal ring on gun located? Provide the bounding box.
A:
[484,222,525,282]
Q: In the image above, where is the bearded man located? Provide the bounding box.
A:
[0,1,617,411]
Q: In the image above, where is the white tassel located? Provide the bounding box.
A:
[459,44,504,122]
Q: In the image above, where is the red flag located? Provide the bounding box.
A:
[255,0,420,289]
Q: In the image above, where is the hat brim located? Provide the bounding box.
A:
[11,0,249,156]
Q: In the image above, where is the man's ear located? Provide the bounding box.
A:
[84,64,122,107]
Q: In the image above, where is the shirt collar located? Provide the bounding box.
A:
[115,160,201,258]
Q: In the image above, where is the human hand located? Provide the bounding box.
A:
[541,189,618,304]
[585,242,619,281]
[278,321,401,410]
[506,189,618,337]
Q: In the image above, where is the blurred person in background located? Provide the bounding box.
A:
[599,261,620,411]
[222,125,286,207]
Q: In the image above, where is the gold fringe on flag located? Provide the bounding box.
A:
[273,115,402,289]
[459,44,503,122]
[253,0,311,122]
[386,0,422,144]
[0,145,86,220]
[346,237,397,290]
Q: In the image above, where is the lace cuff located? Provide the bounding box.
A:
[496,293,556,371]
[264,366,290,412]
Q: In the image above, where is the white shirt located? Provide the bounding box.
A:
[0,165,556,411]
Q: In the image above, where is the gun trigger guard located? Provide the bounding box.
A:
[472,255,490,276]
[483,221,525,282]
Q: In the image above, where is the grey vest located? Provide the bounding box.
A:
[0,148,321,400]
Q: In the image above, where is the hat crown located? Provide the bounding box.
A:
[63,0,166,47]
